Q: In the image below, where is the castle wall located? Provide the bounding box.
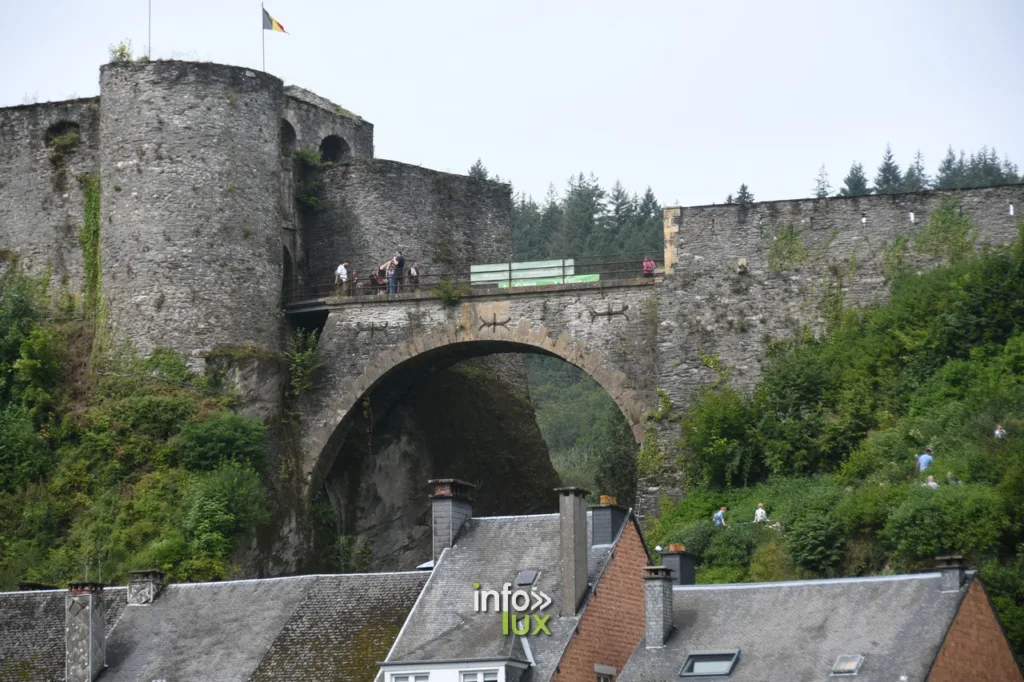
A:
[283,89,374,159]
[99,61,287,363]
[306,158,513,288]
[0,98,101,291]
[655,184,1024,411]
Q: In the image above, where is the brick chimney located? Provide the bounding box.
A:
[660,544,697,585]
[590,495,628,546]
[936,555,966,592]
[429,479,475,564]
[643,566,674,648]
[557,487,590,616]
[127,569,165,605]
[66,582,105,682]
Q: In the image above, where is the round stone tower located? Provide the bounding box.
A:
[99,61,286,364]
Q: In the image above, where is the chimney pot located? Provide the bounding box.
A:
[590,498,628,546]
[660,547,698,586]
[127,569,165,605]
[429,479,475,564]
[643,566,674,647]
[935,555,965,591]
[66,582,105,682]
[557,487,590,616]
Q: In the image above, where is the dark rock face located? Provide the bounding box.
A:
[315,358,560,571]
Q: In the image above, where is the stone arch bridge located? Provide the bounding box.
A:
[293,279,662,499]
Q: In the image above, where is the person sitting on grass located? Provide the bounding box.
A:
[754,503,768,524]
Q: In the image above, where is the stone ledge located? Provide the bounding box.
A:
[287,277,663,310]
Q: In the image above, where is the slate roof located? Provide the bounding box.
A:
[619,572,973,682]
[0,586,127,682]
[382,512,619,682]
[0,572,427,682]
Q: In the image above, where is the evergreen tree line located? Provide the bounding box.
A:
[723,145,1021,206]
[469,160,663,261]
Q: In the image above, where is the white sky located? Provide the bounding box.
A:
[3,0,1022,206]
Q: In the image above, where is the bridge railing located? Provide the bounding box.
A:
[283,254,663,306]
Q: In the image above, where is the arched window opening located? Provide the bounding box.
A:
[319,135,351,163]
[280,120,296,158]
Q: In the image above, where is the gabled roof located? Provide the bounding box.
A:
[382,511,619,681]
[619,572,973,682]
[0,572,427,682]
[0,587,127,682]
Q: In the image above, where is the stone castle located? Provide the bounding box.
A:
[0,59,513,366]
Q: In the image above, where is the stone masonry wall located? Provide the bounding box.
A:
[0,97,101,291]
[928,579,1022,682]
[656,184,1024,413]
[305,158,514,289]
[99,61,287,363]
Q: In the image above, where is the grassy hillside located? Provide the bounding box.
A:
[650,219,1024,652]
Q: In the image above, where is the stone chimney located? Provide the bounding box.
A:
[430,479,475,564]
[643,566,674,648]
[590,495,628,546]
[660,544,697,586]
[66,582,105,682]
[936,555,966,592]
[557,487,590,617]
[127,569,165,605]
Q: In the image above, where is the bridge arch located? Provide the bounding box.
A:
[300,317,649,500]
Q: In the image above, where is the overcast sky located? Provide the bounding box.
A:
[3,0,1022,206]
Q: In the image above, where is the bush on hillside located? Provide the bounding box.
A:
[166,412,268,471]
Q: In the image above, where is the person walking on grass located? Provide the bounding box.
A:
[713,506,728,527]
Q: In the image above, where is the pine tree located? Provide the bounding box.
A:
[725,194,734,205]
[902,150,929,193]
[814,164,832,198]
[935,147,966,190]
[873,144,903,195]
[735,184,754,204]
[468,158,489,181]
[839,162,870,197]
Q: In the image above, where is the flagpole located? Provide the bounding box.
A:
[261,2,265,71]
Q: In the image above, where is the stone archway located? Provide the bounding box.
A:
[299,312,649,501]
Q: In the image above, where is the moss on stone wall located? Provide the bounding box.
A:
[77,173,101,315]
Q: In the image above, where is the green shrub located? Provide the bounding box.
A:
[284,329,324,398]
[696,566,747,584]
[679,387,759,488]
[673,520,717,561]
[166,412,268,471]
[883,485,1009,568]
[749,543,792,582]
[786,514,843,575]
[0,406,51,491]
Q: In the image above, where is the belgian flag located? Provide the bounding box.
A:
[262,8,287,33]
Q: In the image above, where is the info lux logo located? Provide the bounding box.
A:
[472,582,553,635]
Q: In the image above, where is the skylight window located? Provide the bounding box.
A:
[679,650,739,677]
[830,655,864,676]
[515,570,538,586]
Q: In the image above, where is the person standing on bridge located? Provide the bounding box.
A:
[642,257,656,278]
[335,260,349,291]
[391,251,405,294]
[408,262,420,291]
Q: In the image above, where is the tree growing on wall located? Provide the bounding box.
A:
[839,162,871,197]
[814,165,832,198]
[735,184,755,204]
[468,159,489,181]
[873,144,903,195]
[902,150,929,192]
